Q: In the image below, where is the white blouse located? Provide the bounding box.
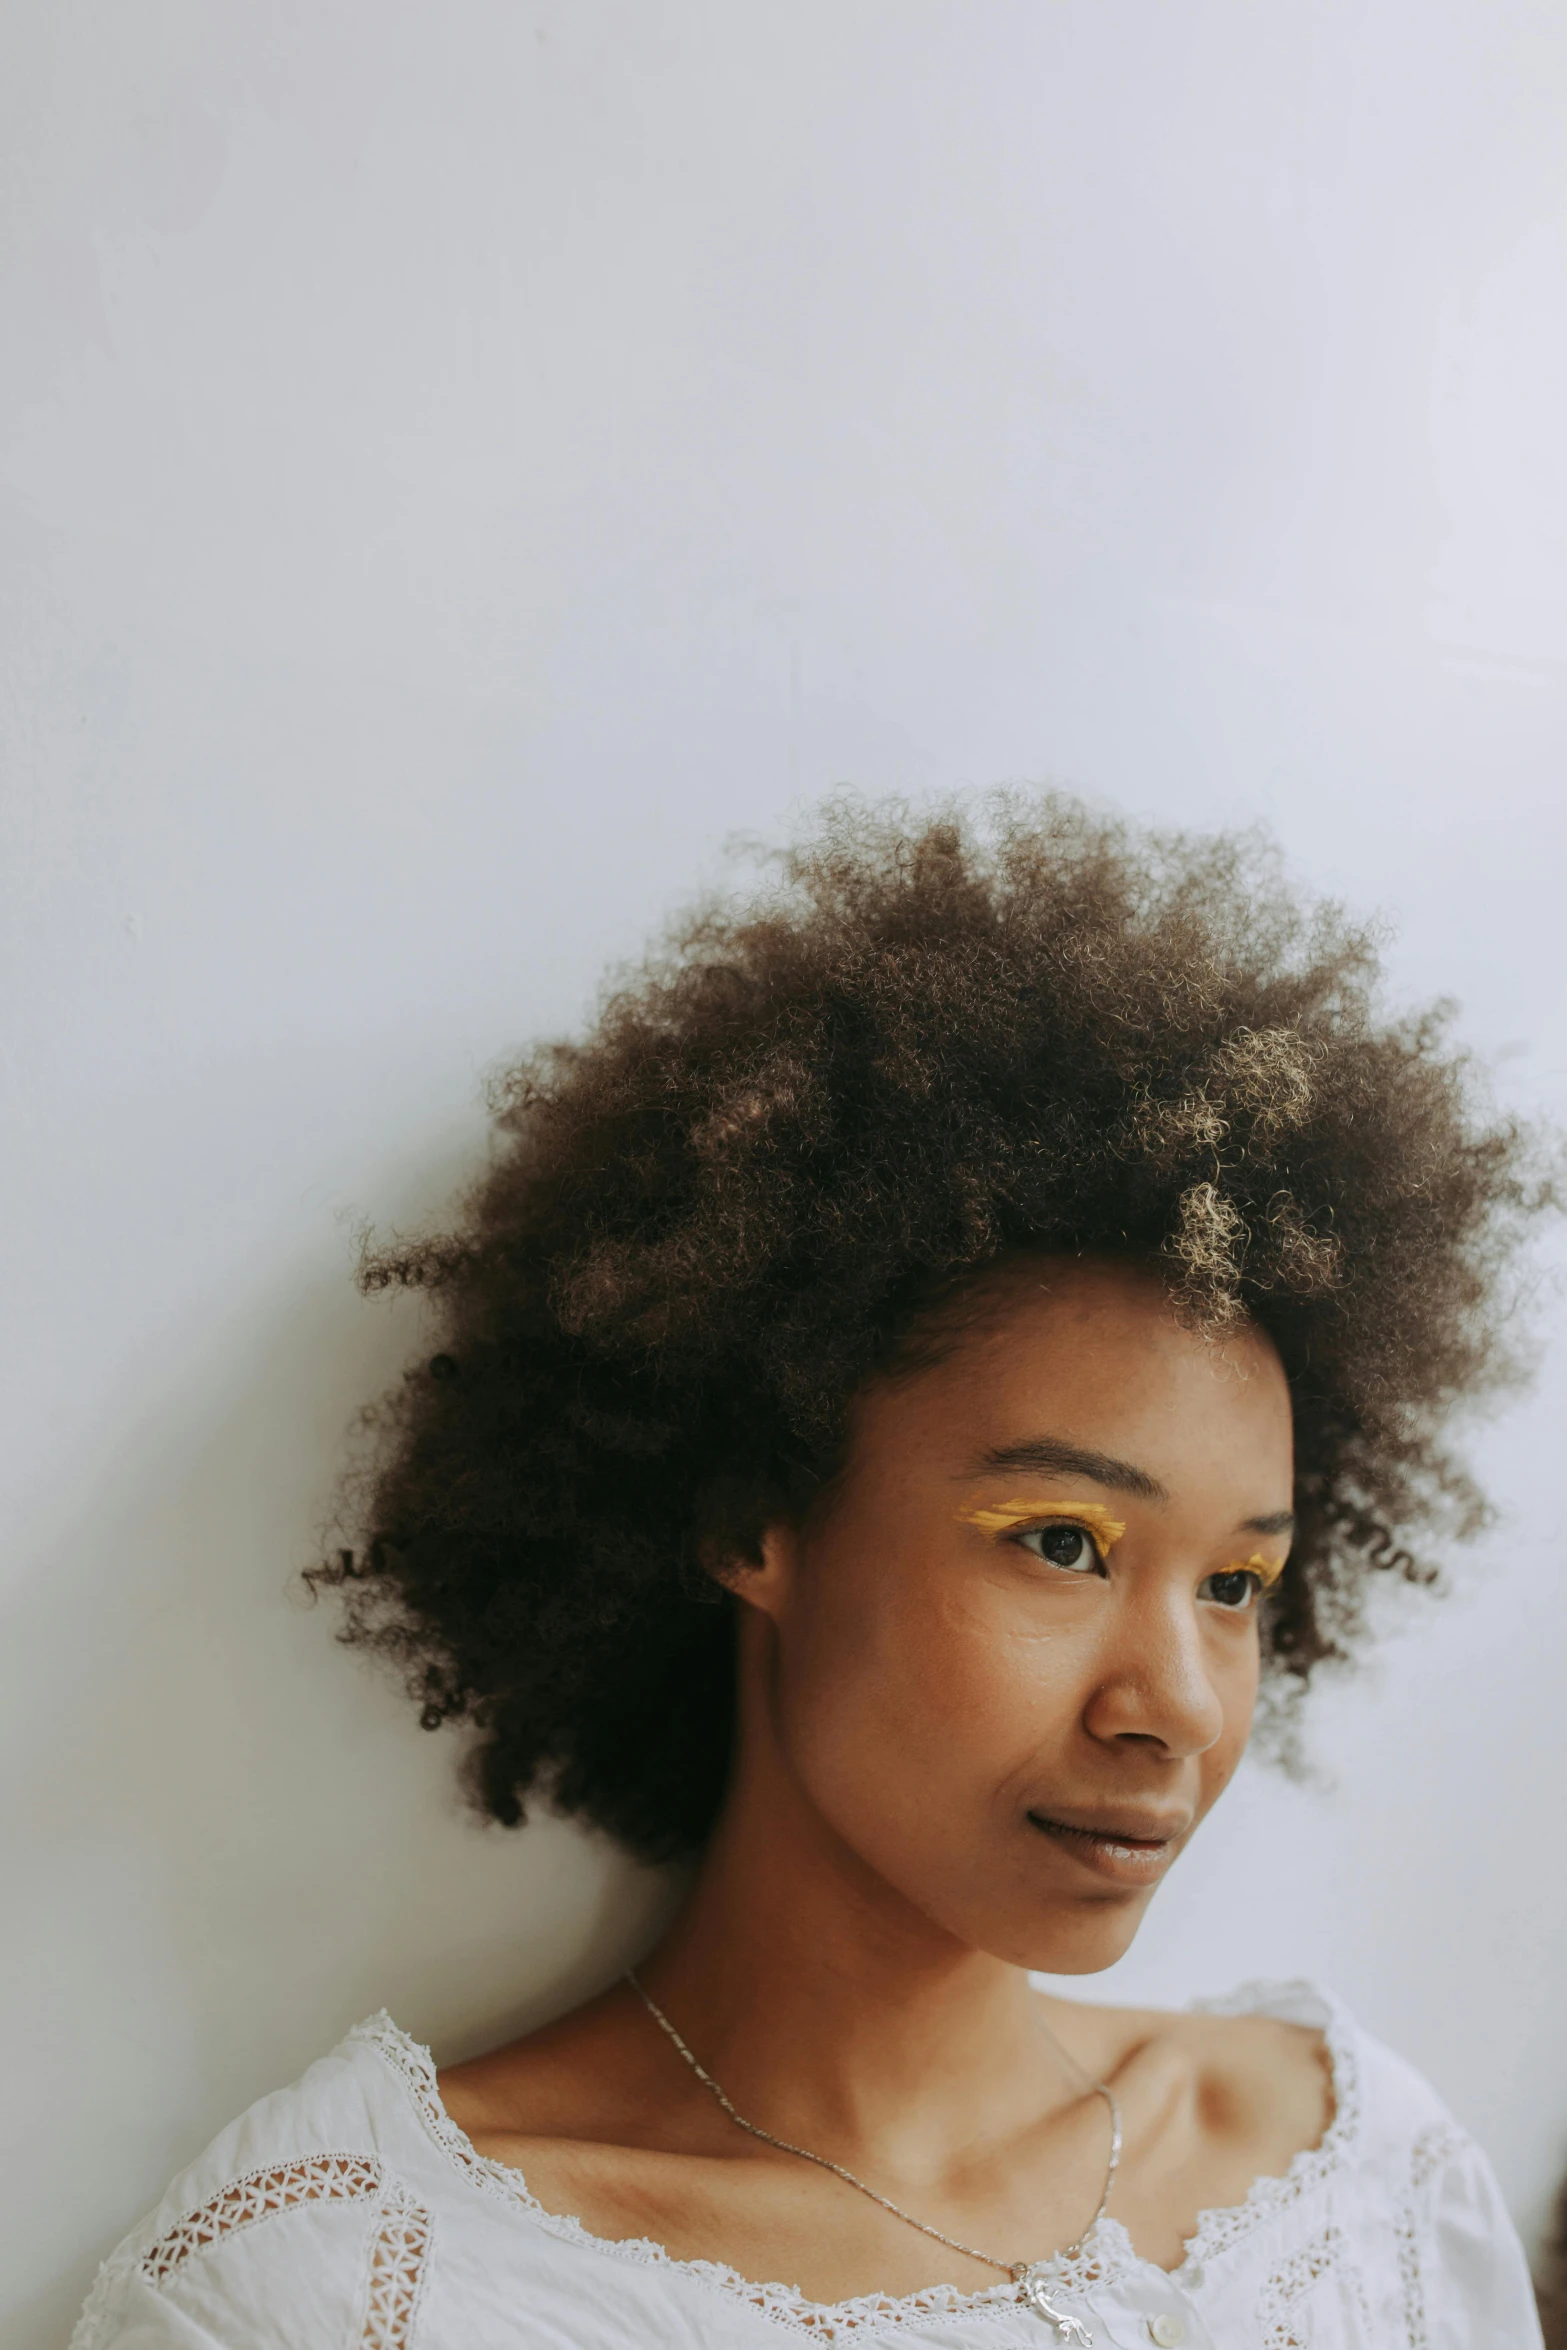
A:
[71,1980,1542,2350]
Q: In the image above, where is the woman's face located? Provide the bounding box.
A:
[735,1256,1295,1973]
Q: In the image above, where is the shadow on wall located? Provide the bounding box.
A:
[0,1239,679,2348]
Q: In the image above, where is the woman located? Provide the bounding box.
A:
[75,802,1547,2347]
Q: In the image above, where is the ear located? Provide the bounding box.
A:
[704,1521,800,1622]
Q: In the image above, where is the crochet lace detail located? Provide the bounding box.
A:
[1167,1978,1359,2284]
[362,2182,436,2349]
[134,2152,433,2348]
[352,1989,1351,2338]
[354,2011,1143,2335]
[1255,2222,1347,2348]
[1394,2120,1468,2347]
[141,2153,386,2281]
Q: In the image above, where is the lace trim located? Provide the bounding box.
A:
[1167,1978,1360,2283]
[1255,2221,1344,2349]
[355,2011,1123,2335]
[141,2153,386,2280]
[352,1978,1355,2337]
[363,2182,436,2350]
[1394,2120,1468,2348]
[68,2238,145,2350]
[135,2152,433,2348]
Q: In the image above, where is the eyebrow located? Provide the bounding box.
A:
[968,1437,1168,1499]
[966,1436,1296,1538]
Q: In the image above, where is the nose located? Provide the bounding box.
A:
[1081,1585,1227,1759]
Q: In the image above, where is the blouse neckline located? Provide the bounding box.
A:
[351,1976,1360,2335]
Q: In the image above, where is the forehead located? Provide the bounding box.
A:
[854,1256,1293,1489]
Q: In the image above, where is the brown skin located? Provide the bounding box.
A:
[441,1258,1332,2299]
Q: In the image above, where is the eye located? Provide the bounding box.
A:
[1017,1521,1103,1574]
[1199,1567,1262,1611]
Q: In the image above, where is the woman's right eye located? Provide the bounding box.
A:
[1017,1522,1101,1573]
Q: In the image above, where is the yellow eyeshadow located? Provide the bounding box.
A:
[1231,1551,1288,1590]
[957,1498,1127,1561]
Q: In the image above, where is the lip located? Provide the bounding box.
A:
[1025,1806,1190,1887]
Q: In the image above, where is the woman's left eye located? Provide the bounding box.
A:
[1017,1522,1101,1573]
[1199,1568,1261,1610]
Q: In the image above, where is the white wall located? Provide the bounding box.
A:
[4,2,1567,2338]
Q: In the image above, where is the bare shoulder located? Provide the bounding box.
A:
[437,1985,670,2150]
[1043,1995,1335,2175]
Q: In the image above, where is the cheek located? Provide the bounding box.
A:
[771,1550,1087,1824]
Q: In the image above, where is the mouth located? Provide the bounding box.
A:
[1025,1808,1188,1888]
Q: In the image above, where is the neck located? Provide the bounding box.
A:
[637,1677,1073,2170]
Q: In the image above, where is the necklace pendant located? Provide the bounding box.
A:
[1016,2264,1094,2345]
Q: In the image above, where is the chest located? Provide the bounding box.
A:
[386,2172,1404,2350]
[466,2102,1303,2313]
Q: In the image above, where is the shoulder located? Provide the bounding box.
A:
[71,2016,441,2350]
[436,1981,671,2149]
[1066,1976,1455,2125]
[1053,1981,1539,2332]
[1070,1980,1542,2340]
[1317,1996,1543,2340]
[1046,1977,1482,2209]
[74,2010,803,2350]
[1046,1977,1335,2154]
[1179,1976,1472,2163]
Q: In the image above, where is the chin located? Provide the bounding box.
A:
[986,1891,1153,1977]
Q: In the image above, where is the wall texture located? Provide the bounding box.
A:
[4,4,1567,2341]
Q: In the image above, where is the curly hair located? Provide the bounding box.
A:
[310,796,1545,1861]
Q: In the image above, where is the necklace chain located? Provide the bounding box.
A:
[624,1969,1121,2310]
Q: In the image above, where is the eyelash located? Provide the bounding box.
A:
[1196,1567,1265,1612]
[1012,1521,1109,1574]
[1011,1524,1267,1611]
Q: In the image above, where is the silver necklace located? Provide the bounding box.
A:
[625,1969,1121,2346]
